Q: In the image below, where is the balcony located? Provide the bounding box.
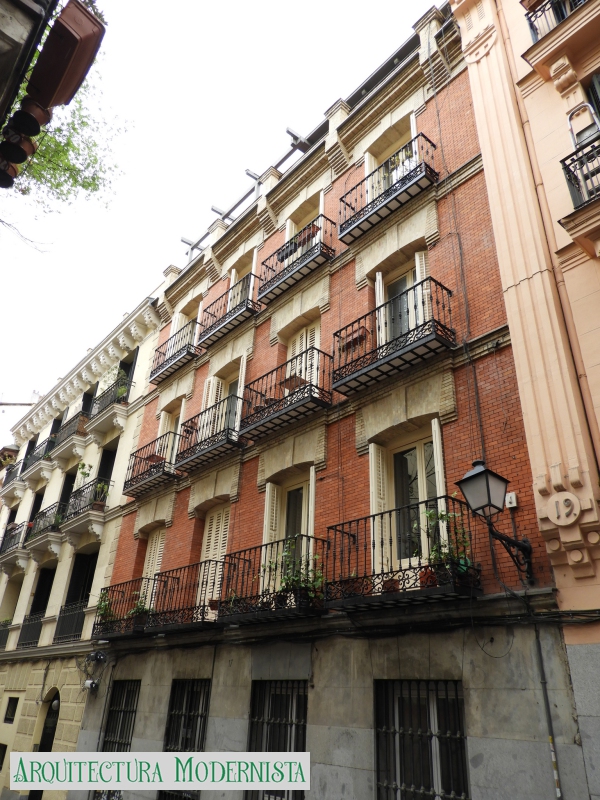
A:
[91,576,158,639]
[219,534,329,624]
[332,278,455,394]
[324,496,482,612]
[17,611,44,649]
[259,215,337,304]
[20,437,56,486]
[150,320,202,386]
[53,600,87,643]
[86,377,133,439]
[92,560,222,638]
[123,431,181,498]
[526,0,590,42]
[146,560,223,632]
[561,132,600,209]
[338,134,438,245]
[0,522,29,568]
[197,273,261,348]
[240,348,333,440]
[175,396,247,472]
[51,413,88,469]
[0,461,26,501]
[0,521,26,555]
[25,502,65,560]
[2,460,22,488]
[0,620,11,650]
[61,477,112,546]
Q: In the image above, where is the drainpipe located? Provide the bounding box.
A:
[535,624,563,798]
[495,0,600,473]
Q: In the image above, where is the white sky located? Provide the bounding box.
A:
[0,0,439,446]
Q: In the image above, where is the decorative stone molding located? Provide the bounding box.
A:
[63,518,104,549]
[157,370,196,413]
[207,329,253,379]
[134,491,176,539]
[203,248,222,284]
[257,197,278,238]
[27,532,63,563]
[188,463,241,518]
[559,205,600,259]
[355,370,456,451]
[142,306,161,331]
[257,425,327,490]
[268,276,330,346]
[325,99,351,176]
[463,25,497,65]
[425,202,440,247]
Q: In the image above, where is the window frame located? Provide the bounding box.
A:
[163,679,211,753]
[3,696,18,724]
[101,680,141,753]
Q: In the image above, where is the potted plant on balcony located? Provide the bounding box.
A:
[424,507,471,588]
[50,511,64,531]
[127,593,152,632]
[96,590,115,622]
[278,545,324,610]
[92,482,110,511]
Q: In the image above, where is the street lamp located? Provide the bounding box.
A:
[456,460,534,584]
[455,459,509,518]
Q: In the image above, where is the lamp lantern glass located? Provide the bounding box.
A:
[456,459,509,518]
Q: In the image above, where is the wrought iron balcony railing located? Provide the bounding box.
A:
[93,559,223,638]
[123,431,181,497]
[240,347,333,439]
[17,611,44,649]
[561,132,600,209]
[219,534,329,623]
[55,412,88,446]
[2,460,22,487]
[25,502,67,544]
[92,576,155,638]
[339,134,438,244]
[23,436,56,472]
[150,320,202,385]
[325,496,482,611]
[146,559,224,630]
[197,273,261,348]
[332,277,456,393]
[259,215,337,303]
[176,396,246,471]
[53,600,87,643]
[90,377,133,419]
[0,522,27,555]
[65,477,112,520]
[0,620,11,650]
[526,0,590,42]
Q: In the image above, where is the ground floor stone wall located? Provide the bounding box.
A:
[71,624,590,800]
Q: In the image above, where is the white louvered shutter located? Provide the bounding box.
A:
[210,378,225,434]
[201,377,213,411]
[375,272,386,345]
[369,443,392,571]
[200,505,230,605]
[415,251,430,324]
[287,322,320,386]
[234,355,247,432]
[142,528,166,607]
[263,482,282,543]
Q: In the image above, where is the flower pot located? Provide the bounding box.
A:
[292,587,312,608]
[208,598,219,612]
[419,567,438,588]
[132,611,149,632]
[382,578,399,593]
[274,591,289,609]
[92,501,106,512]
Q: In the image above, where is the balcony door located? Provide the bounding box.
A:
[393,441,438,561]
[227,268,252,311]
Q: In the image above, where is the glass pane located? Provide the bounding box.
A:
[394,449,420,560]
[285,488,304,539]
[387,276,409,339]
[424,442,438,500]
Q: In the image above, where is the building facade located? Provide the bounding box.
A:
[1,2,600,800]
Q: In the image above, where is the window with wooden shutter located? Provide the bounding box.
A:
[287,321,320,389]
[200,505,230,606]
[263,482,282,544]
[370,443,393,572]
[143,528,165,579]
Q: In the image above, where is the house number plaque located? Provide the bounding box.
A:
[546,491,581,527]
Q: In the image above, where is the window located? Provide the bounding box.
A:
[374,253,429,345]
[0,743,6,771]
[4,697,18,724]
[200,356,246,434]
[102,680,141,752]
[143,528,166,579]
[263,470,315,545]
[246,680,308,800]
[375,680,469,800]
[163,679,211,752]
[370,425,445,566]
[200,504,230,600]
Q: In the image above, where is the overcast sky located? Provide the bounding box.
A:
[0,0,439,446]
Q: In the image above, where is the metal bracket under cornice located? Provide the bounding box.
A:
[487,520,534,585]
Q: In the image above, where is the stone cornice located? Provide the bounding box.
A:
[164,257,207,309]
[267,143,329,218]
[558,198,600,259]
